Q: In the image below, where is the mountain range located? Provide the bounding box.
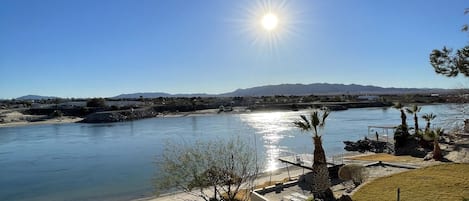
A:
[112,83,449,99]
[16,95,59,100]
[15,83,451,100]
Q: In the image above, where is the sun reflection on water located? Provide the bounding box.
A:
[240,111,296,172]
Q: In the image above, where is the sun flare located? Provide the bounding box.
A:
[235,0,299,53]
[261,13,278,31]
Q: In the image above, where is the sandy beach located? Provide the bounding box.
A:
[0,110,83,128]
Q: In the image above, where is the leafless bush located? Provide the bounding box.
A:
[338,164,367,186]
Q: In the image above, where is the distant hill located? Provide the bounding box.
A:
[112,92,213,99]
[16,83,452,99]
[112,83,451,98]
[16,95,59,100]
[220,83,448,96]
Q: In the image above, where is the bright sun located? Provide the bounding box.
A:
[261,13,278,31]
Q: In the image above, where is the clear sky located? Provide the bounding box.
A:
[0,0,468,99]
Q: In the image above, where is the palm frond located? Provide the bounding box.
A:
[299,115,311,128]
[435,127,444,136]
[415,105,422,112]
[405,108,413,114]
[320,110,330,127]
[293,121,309,131]
[311,111,320,127]
[422,113,437,121]
[293,115,311,131]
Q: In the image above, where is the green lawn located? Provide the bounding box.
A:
[353,163,469,201]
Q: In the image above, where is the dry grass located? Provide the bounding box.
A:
[346,153,422,163]
[352,163,469,201]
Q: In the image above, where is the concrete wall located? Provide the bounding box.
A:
[250,191,269,201]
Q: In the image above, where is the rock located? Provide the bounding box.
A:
[338,195,353,201]
[423,152,433,161]
[82,107,158,123]
[343,138,392,153]
[394,138,428,157]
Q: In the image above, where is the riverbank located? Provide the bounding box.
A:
[133,153,442,201]
[0,110,83,128]
[133,132,469,201]
[79,101,393,123]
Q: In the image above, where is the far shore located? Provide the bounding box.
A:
[0,107,297,128]
[0,116,83,128]
[0,103,443,128]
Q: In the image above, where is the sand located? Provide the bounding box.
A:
[0,109,83,128]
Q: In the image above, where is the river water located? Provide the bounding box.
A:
[0,104,464,201]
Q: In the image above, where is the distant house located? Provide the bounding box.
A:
[357,95,379,101]
[430,93,440,97]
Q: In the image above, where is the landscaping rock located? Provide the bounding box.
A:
[423,152,433,161]
[337,195,353,201]
[343,138,392,153]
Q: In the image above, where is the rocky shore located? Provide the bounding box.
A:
[343,138,393,153]
[80,107,158,123]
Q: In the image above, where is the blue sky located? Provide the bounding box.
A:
[0,0,468,98]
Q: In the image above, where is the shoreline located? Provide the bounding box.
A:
[0,103,445,128]
[0,116,83,128]
[131,151,452,201]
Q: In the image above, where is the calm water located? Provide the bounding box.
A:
[0,104,464,201]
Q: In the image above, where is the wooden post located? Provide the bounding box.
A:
[397,187,400,201]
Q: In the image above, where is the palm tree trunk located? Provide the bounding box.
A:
[400,110,407,126]
[433,139,442,161]
[414,114,419,133]
[313,136,327,164]
[312,136,331,198]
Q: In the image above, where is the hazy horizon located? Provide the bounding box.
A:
[9,82,461,99]
[1,0,468,99]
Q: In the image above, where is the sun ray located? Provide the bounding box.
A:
[226,0,307,55]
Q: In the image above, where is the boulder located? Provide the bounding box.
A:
[343,138,392,153]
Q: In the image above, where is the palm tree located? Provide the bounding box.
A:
[422,113,437,131]
[293,110,332,198]
[393,102,407,128]
[431,128,444,161]
[405,104,422,134]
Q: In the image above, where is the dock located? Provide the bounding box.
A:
[278,153,343,170]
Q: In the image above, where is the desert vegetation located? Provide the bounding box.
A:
[155,138,258,201]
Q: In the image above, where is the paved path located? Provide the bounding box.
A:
[136,166,310,201]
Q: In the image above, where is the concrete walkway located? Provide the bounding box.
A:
[135,166,310,201]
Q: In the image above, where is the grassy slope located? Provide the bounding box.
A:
[346,153,423,163]
[353,163,469,201]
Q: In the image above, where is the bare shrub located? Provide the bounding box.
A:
[338,164,367,185]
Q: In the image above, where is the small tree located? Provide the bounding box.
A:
[429,8,469,77]
[394,102,408,129]
[406,104,422,135]
[394,102,410,148]
[426,128,444,161]
[338,164,367,186]
[155,138,258,201]
[422,113,437,132]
